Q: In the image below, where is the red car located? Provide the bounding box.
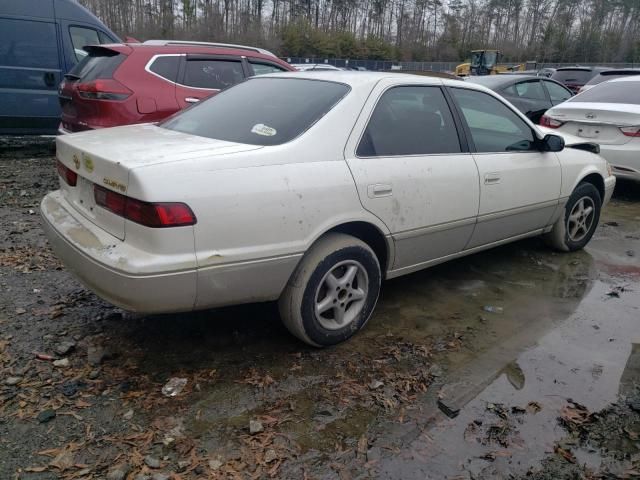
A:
[58,40,295,133]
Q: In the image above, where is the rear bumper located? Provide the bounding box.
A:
[41,191,197,313]
[41,190,301,314]
[599,144,640,182]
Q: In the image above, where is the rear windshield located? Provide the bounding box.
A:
[66,49,125,81]
[161,77,350,146]
[570,81,640,104]
[585,71,640,86]
[552,69,595,84]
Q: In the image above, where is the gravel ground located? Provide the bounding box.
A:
[1,138,639,480]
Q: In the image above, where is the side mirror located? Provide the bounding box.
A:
[541,134,565,152]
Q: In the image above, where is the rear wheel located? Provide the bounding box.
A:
[279,233,381,347]
[544,182,601,252]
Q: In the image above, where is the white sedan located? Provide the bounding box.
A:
[41,72,615,346]
[541,76,640,181]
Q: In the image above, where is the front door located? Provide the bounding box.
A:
[449,87,561,248]
[345,82,480,274]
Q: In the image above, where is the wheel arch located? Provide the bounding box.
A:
[578,172,605,201]
[320,221,393,276]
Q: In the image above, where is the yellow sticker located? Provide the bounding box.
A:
[82,152,94,173]
[72,154,80,170]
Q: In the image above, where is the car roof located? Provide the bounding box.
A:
[597,69,640,76]
[556,66,607,72]
[464,74,540,88]
[99,41,281,60]
[250,71,492,92]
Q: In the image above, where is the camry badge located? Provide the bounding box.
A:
[586,112,596,119]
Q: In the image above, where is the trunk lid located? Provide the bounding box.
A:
[56,124,262,240]
[548,102,640,145]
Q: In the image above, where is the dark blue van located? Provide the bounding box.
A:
[0,0,120,134]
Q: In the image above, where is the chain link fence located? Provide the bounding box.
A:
[283,57,638,72]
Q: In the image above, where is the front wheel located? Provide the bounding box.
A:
[544,182,602,252]
[279,233,381,347]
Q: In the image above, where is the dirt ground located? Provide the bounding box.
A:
[1,138,639,480]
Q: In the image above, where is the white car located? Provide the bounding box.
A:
[542,76,640,181]
[291,63,343,71]
[41,72,615,346]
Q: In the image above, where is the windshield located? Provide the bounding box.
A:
[552,69,595,85]
[471,52,483,68]
[570,81,640,104]
[585,71,640,86]
[162,77,350,145]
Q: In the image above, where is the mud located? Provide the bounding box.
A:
[1,142,639,479]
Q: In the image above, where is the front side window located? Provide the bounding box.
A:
[183,59,244,89]
[544,80,572,102]
[357,86,461,157]
[452,88,535,153]
[162,77,350,146]
[250,62,286,76]
[70,27,100,62]
[0,18,58,69]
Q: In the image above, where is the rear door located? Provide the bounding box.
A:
[449,87,561,248]
[345,80,480,272]
[175,55,247,109]
[0,17,62,134]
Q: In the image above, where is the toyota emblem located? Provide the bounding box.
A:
[586,112,596,119]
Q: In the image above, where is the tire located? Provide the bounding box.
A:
[279,233,381,347]
[544,182,602,252]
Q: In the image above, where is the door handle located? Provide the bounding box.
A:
[484,173,501,185]
[184,97,200,103]
[367,184,392,198]
[44,72,56,87]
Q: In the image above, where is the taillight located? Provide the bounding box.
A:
[94,185,196,228]
[620,126,640,137]
[540,115,565,128]
[56,159,77,186]
[77,79,132,101]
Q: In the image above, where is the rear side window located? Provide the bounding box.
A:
[570,81,640,104]
[162,78,349,146]
[67,49,125,81]
[149,56,180,82]
[0,18,58,69]
[250,61,287,76]
[70,27,100,62]
[183,59,244,89]
[357,86,461,157]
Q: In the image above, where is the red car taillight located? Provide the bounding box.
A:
[540,115,565,129]
[77,79,132,101]
[94,185,197,228]
[56,160,77,186]
[620,126,640,137]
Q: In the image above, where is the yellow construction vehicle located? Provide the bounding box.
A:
[455,50,525,76]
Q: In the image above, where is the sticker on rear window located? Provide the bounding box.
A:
[251,123,277,137]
